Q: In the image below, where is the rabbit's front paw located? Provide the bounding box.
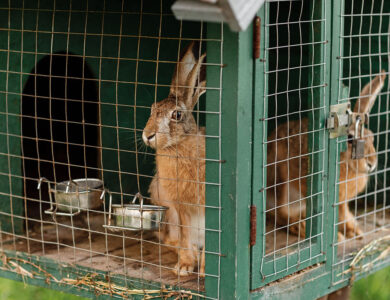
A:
[173,249,196,276]
[289,220,306,238]
[173,263,194,276]
[345,222,363,239]
[163,237,179,248]
[199,249,205,278]
[338,232,345,242]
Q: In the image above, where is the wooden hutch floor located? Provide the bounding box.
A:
[1,208,389,290]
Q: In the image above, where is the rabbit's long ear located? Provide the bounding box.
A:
[183,53,206,110]
[170,42,197,99]
[354,70,387,114]
[169,42,206,110]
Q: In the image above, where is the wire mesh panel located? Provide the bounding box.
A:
[332,0,390,284]
[0,0,224,297]
[251,0,329,286]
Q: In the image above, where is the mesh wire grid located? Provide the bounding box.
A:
[0,0,223,297]
[332,0,390,285]
[1,0,390,296]
[259,0,328,281]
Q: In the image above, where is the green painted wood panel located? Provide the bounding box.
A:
[250,6,267,290]
[213,24,253,300]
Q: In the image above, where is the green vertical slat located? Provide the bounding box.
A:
[327,0,344,286]
[250,6,267,289]
[211,24,253,299]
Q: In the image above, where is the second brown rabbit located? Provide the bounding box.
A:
[267,71,386,239]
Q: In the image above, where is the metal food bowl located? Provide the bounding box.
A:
[38,177,105,216]
[104,193,168,231]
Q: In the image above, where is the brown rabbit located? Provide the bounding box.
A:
[142,42,206,276]
[267,71,386,239]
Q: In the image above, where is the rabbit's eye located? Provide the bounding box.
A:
[171,110,182,121]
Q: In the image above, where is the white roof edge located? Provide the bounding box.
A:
[172,0,301,32]
[172,1,226,23]
[218,0,264,31]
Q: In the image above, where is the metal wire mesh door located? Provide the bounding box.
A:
[0,0,224,297]
[251,0,330,286]
[332,0,390,284]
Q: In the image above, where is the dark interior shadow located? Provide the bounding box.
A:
[21,52,99,220]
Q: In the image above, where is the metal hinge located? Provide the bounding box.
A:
[326,103,368,139]
[250,205,257,247]
[253,17,261,59]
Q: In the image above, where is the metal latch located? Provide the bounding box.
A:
[351,116,366,159]
[327,103,368,139]
[327,103,352,139]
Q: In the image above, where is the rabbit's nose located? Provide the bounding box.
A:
[142,132,155,145]
[367,161,377,173]
[147,133,156,141]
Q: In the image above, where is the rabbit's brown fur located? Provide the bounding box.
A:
[143,42,206,276]
[267,71,386,239]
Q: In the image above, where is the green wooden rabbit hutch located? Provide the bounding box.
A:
[0,0,389,299]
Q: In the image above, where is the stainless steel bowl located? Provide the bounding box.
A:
[111,204,168,230]
[105,193,168,231]
[53,178,103,213]
[41,178,104,214]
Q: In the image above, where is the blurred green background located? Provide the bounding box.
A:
[0,266,389,300]
[0,277,86,300]
[350,266,390,300]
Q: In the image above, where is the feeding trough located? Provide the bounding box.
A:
[37,177,107,217]
[103,193,168,231]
